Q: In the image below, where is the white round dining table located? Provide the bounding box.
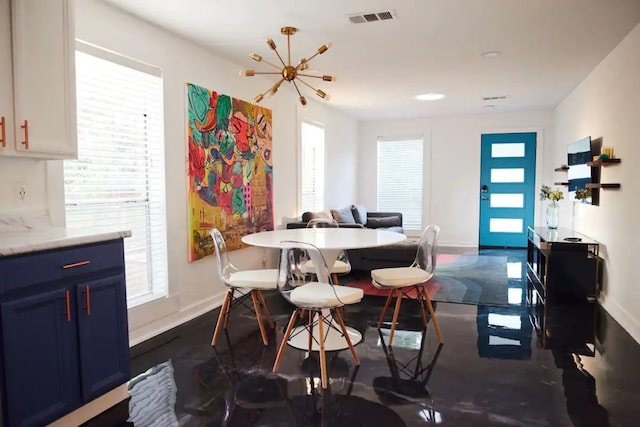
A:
[242,227,406,351]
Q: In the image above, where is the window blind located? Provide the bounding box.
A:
[300,122,325,212]
[64,47,168,306]
[377,138,424,230]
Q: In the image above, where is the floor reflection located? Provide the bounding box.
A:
[128,248,640,426]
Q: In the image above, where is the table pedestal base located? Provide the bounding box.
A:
[287,321,362,352]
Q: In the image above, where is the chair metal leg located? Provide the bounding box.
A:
[212,290,232,346]
[378,289,395,328]
[388,290,404,347]
[251,291,269,346]
[273,310,298,372]
[424,292,444,344]
[308,310,314,353]
[317,312,328,389]
[257,290,275,329]
[224,289,235,328]
[416,286,428,328]
[334,308,360,366]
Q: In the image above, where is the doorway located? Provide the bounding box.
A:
[479,133,537,248]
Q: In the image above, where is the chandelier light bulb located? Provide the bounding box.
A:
[254,94,264,103]
[322,75,335,82]
[250,53,262,62]
[239,69,255,77]
[266,38,277,50]
[299,96,307,106]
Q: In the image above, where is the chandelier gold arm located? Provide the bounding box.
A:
[297,77,329,100]
[291,80,307,106]
[266,38,287,68]
[298,74,336,82]
[250,53,281,70]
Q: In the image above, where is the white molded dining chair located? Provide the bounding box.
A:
[302,218,352,285]
[371,224,444,346]
[210,228,278,346]
[272,241,363,389]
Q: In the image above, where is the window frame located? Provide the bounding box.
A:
[64,41,168,308]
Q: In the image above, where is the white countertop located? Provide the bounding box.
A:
[0,227,132,257]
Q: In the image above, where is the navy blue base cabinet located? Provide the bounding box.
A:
[0,239,131,427]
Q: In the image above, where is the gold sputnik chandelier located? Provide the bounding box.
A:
[240,26,334,106]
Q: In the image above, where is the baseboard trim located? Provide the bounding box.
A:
[599,295,640,345]
[128,290,226,347]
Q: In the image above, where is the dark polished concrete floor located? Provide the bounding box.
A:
[129,249,640,426]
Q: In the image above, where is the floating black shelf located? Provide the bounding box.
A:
[554,182,569,186]
[585,183,621,189]
[586,158,621,167]
[554,166,569,172]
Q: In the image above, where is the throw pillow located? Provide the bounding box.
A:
[302,210,333,223]
[350,204,368,225]
[366,215,401,228]
[332,206,356,224]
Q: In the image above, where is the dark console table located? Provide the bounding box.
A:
[526,226,600,302]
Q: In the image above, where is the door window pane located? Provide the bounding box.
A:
[490,194,524,208]
[492,143,525,158]
[491,168,524,183]
[489,218,523,233]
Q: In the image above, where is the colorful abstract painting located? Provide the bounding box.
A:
[186,83,274,261]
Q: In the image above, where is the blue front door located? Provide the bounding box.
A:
[479,133,537,247]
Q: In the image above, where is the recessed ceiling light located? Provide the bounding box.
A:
[482,104,496,109]
[481,51,502,58]
[415,93,446,101]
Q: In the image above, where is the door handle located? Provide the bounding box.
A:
[20,119,29,150]
[481,196,489,200]
[84,285,91,315]
[0,116,6,148]
[65,290,71,322]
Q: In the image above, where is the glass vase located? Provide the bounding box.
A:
[546,201,559,229]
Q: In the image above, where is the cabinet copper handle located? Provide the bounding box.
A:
[65,290,71,322]
[62,260,90,269]
[20,119,29,150]
[0,116,6,148]
[85,285,91,315]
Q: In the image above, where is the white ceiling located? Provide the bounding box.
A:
[101,0,640,120]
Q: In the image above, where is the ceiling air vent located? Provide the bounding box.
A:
[348,10,398,24]
[482,96,508,101]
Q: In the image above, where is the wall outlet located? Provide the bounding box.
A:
[15,182,26,203]
[261,255,267,268]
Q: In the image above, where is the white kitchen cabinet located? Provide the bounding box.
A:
[0,0,77,159]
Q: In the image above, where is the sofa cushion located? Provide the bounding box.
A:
[366,215,402,229]
[350,204,368,225]
[302,210,333,223]
[332,206,356,224]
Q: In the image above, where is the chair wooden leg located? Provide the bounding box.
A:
[299,309,307,319]
[334,308,360,366]
[424,293,444,344]
[416,286,428,328]
[332,273,340,285]
[388,290,404,347]
[274,310,298,372]
[251,291,269,346]
[224,289,235,328]
[317,312,328,389]
[257,290,275,329]
[378,289,395,329]
[212,290,232,346]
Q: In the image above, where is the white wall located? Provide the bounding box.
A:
[358,111,554,246]
[0,0,358,345]
[553,23,640,343]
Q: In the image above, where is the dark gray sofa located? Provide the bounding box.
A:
[285,207,412,270]
[286,211,404,234]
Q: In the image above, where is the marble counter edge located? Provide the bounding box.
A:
[0,229,132,257]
